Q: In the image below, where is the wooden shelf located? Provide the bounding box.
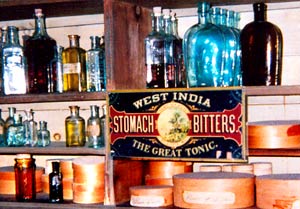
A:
[249,148,300,157]
[0,91,106,104]
[243,85,300,96]
[0,141,105,155]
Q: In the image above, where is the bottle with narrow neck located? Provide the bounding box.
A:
[49,161,63,203]
[24,109,38,147]
[241,3,283,86]
[0,27,7,95]
[37,121,50,147]
[87,105,102,148]
[0,109,5,146]
[62,35,87,92]
[145,7,165,88]
[99,36,106,91]
[49,45,64,93]
[2,26,27,95]
[65,106,85,147]
[25,9,57,93]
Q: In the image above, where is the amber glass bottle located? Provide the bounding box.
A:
[25,9,57,93]
[62,35,86,92]
[65,106,85,147]
[240,3,283,86]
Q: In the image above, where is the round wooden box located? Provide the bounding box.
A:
[256,174,300,209]
[173,172,255,209]
[248,120,300,148]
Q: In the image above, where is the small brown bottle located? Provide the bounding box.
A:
[241,2,283,86]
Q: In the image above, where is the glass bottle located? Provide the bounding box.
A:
[241,2,283,86]
[0,27,7,94]
[62,35,87,92]
[65,106,85,147]
[145,7,165,88]
[2,26,27,95]
[7,114,25,147]
[37,121,51,147]
[14,154,36,201]
[0,109,5,146]
[162,9,176,88]
[99,36,106,91]
[87,105,102,148]
[23,109,38,147]
[170,12,186,88]
[183,2,224,87]
[99,104,106,146]
[49,45,64,93]
[5,107,16,142]
[86,36,102,92]
[25,8,57,93]
[49,161,63,203]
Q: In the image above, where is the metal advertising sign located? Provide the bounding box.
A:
[108,88,246,162]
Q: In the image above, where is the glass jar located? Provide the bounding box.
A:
[37,121,51,147]
[65,106,85,147]
[14,154,36,201]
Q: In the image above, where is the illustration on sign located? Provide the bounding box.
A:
[108,88,245,162]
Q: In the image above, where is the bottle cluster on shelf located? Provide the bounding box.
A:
[0,8,106,96]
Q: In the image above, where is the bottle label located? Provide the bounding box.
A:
[130,195,165,207]
[182,191,235,204]
[3,49,27,95]
[87,124,100,136]
[63,63,81,74]
[145,40,164,65]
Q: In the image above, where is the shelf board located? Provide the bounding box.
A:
[0,141,105,155]
[249,148,300,157]
[243,85,300,96]
[0,91,106,104]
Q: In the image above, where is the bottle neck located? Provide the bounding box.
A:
[6,26,20,45]
[33,13,49,37]
[90,36,100,50]
[171,15,180,38]
[254,3,267,21]
[152,13,163,33]
[197,2,211,25]
[69,106,80,116]
[90,105,99,117]
[1,28,7,44]
[68,35,80,48]
[39,121,47,130]
[8,107,16,117]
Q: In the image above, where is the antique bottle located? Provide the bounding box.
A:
[162,9,176,88]
[2,26,27,95]
[0,27,7,94]
[145,7,165,88]
[183,2,224,87]
[170,11,186,88]
[7,114,25,146]
[86,36,102,92]
[87,105,102,148]
[14,154,36,202]
[65,106,85,147]
[241,2,283,86]
[99,36,106,91]
[23,109,38,147]
[49,161,63,203]
[37,121,51,147]
[49,45,64,93]
[62,35,87,92]
[0,109,5,146]
[99,104,106,145]
[25,8,57,93]
[5,106,16,144]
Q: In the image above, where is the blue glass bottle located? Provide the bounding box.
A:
[7,114,25,147]
[183,2,225,87]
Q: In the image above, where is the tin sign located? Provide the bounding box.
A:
[108,88,246,162]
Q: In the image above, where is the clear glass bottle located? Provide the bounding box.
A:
[37,121,51,147]
[2,26,27,95]
[99,36,106,91]
[241,2,283,86]
[99,104,106,146]
[49,161,63,203]
[145,7,165,88]
[162,9,176,88]
[87,105,102,148]
[14,154,36,202]
[62,35,87,92]
[49,45,64,93]
[7,114,25,147]
[65,106,85,147]
[25,8,57,93]
[5,106,16,133]
[183,2,224,87]
[0,109,5,146]
[170,12,186,88]
[86,36,102,92]
[0,27,7,94]
[23,109,38,147]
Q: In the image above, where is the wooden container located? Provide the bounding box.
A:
[231,163,254,174]
[129,185,173,207]
[256,174,300,209]
[248,120,300,148]
[60,159,74,179]
[199,165,222,172]
[0,166,44,194]
[251,162,272,176]
[173,172,255,209]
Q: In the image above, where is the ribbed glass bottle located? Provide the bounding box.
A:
[241,3,283,86]
[25,9,57,93]
[183,2,224,87]
[62,35,87,92]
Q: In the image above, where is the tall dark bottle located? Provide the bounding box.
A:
[240,3,283,86]
[49,161,63,203]
[25,8,57,93]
